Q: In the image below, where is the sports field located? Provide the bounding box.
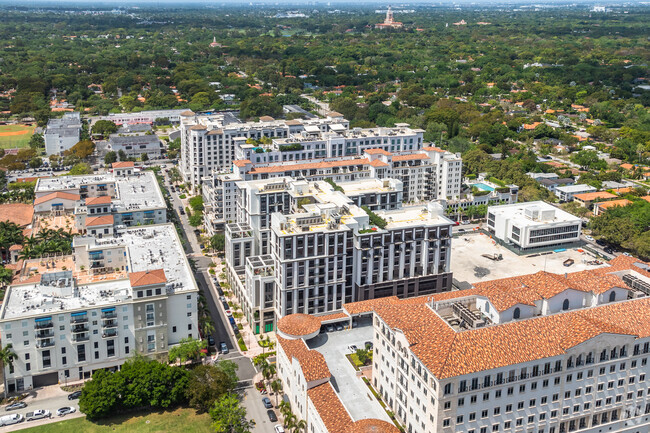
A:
[0,124,36,149]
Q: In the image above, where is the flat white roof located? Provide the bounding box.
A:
[0,224,196,320]
[555,184,597,193]
[488,201,581,225]
[377,204,452,229]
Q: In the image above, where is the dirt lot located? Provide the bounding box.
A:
[451,232,607,284]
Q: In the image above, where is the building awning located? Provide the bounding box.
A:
[71,312,87,317]
[35,317,52,322]
[101,307,116,312]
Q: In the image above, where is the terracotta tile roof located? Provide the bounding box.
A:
[620,163,634,170]
[34,192,80,205]
[277,336,330,382]
[317,312,349,323]
[112,161,134,169]
[602,256,650,280]
[249,158,371,175]
[189,124,207,131]
[259,116,275,122]
[307,382,353,432]
[423,146,445,152]
[369,160,389,167]
[85,215,114,227]
[573,191,616,201]
[129,269,167,287]
[233,159,252,167]
[392,153,429,162]
[180,110,195,116]
[364,148,392,156]
[596,199,632,210]
[326,111,344,118]
[207,129,223,135]
[350,419,400,433]
[0,203,34,226]
[277,314,321,337]
[285,119,302,126]
[641,196,650,203]
[612,187,634,194]
[9,244,23,251]
[85,196,112,206]
[375,297,650,379]
[343,296,401,315]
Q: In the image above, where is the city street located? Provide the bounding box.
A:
[240,385,282,433]
[2,387,82,432]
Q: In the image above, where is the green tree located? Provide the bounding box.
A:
[117,149,127,161]
[104,151,117,165]
[186,364,233,413]
[168,337,207,364]
[189,213,204,227]
[29,157,43,169]
[210,393,254,433]
[64,140,95,160]
[141,153,149,162]
[28,133,44,150]
[68,162,93,175]
[0,343,16,399]
[189,195,204,212]
[91,120,118,136]
[0,265,13,285]
[570,150,606,171]
[210,233,225,252]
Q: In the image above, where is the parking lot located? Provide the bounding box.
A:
[451,232,608,284]
[307,319,391,424]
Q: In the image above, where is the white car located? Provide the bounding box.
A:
[0,413,23,426]
[274,425,286,433]
[56,407,76,417]
[26,409,51,421]
[584,235,594,241]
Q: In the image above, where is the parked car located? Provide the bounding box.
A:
[68,391,82,400]
[604,247,614,255]
[178,206,185,215]
[207,335,215,346]
[219,342,229,354]
[0,413,23,426]
[335,323,343,331]
[5,402,26,411]
[274,425,286,433]
[584,235,594,241]
[596,239,607,246]
[56,407,76,417]
[26,410,51,421]
[219,296,227,303]
[267,410,278,422]
[348,345,358,352]
[262,397,272,409]
[326,324,334,332]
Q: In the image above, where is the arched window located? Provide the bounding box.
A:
[562,299,570,311]
[513,307,521,320]
[609,291,616,302]
[485,302,490,314]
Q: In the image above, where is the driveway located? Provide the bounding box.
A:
[307,321,390,423]
[2,385,82,432]
[240,385,278,433]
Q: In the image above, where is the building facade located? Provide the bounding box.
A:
[44,112,82,156]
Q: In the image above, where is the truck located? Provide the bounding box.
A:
[481,253,503,261]
[25,410,51,421]
[0,413,23,426]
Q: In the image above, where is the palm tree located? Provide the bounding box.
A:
[262,363,276,390]
[201,319,215,340]
[0,344,16,399]
[278,400,292,418]
[270,379,282,407]
[259,334,275,355]
[283,413,297,430]
[293,419,307,433]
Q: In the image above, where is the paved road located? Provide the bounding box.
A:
[240,385,280,433]
[3,392,81,432]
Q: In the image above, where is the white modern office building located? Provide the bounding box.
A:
[487,201,582,251]
[555,185,598,202]
[0,223,199,391]
[224,177,454,334]
[44,112,82,155]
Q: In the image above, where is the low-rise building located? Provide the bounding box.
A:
[573,191,617,209]
[555,184,597,202]
[44,112,82,156]
[0,223,199,392]
[108,134,162,159]
[487,201,582,251]
[538,177,575,193]
[594,199,633,216]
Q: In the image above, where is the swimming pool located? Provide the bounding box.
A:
[473,182,495,192]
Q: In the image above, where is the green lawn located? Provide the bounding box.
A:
[0,124,35,149]
[20,407,213,433]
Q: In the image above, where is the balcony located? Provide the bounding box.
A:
[101,311,117,319]
[102,319,117,329]
[34,321,53,329]
[71,324,89,333]
[72,333,90,342]
[36,330,54,339]
[70,316,88,324]
[102,329,118,338]
[36,339,55,348]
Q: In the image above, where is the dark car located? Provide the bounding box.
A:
[267,410,278,422]
[207,335,215,346]
[262,397,272,409]
[67,391,82,400]
[178,206,185,215]
[5,402,27,411]
[596,239,607,246]
[604,247,614,255]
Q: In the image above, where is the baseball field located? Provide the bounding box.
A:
[0,124,36,149]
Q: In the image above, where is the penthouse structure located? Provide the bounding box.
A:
[275,255,650,433]
[0,223,199,391]
[202,145,461,234]
[32,162,166,235]
[224,178,453,334]
[487,201,582,252]
[180,112,350,187]
[44,112,82,156]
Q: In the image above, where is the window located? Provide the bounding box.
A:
[146,303,155,327]
[562,299,569,310]
[513,307,521,319]
[609,291,616,302]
